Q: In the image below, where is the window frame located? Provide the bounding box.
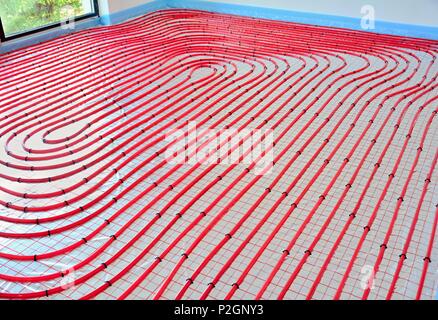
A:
[0,0,99,42]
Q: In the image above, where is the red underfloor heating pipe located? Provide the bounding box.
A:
[0,9,437,300]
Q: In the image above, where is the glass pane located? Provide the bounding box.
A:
[0,0,95,37]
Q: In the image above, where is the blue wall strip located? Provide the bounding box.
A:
[168,0,438,40]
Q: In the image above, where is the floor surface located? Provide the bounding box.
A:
[0,9,437,300]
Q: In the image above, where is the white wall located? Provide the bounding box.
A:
[99,0,157,15]
[195,0,438,26]
[106,0,156,13]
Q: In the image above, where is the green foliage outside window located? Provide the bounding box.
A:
[0,0,87,36]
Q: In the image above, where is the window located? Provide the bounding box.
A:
[0,0,99,41]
